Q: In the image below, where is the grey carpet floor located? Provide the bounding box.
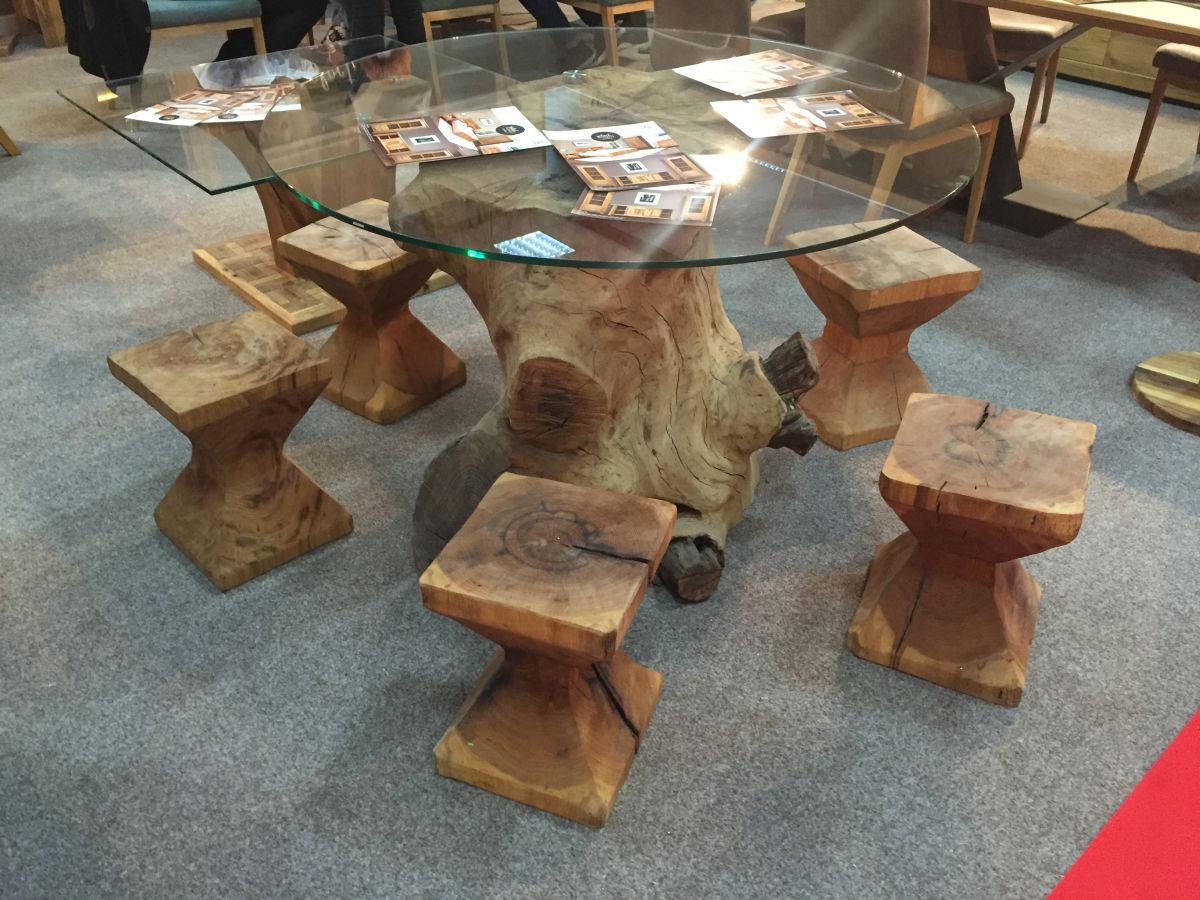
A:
[1,31,1199,900]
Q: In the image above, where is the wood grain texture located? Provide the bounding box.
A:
[276,199,465,424]
[193,232,346,335]
[786,226,980,449]
[847,392,1096,706]
[422,473,673,826]
[1130,351,1200,436]
[108,312,352,590]
[434,648,662,827]
[421,472,675,666]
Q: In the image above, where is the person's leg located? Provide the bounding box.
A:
[517,0,573,29]
[388,0,426,44]
[216,0,327,59]
[344,0,385,38]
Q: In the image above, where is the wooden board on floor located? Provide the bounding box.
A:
[194,231,457,336]
[1130,351,1200,436]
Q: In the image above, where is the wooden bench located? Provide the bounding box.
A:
[108,311,352,590]
[847,392,1096,706]
[276,199,465,424]
[421,473,675,826]
[786,224,981,450]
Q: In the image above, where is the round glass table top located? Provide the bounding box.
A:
[259,29,981,269]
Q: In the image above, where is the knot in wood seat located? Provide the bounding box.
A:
[848,392,1096,706]
[785,225,981,449]
[421,473,675,826]
[108,311,352,591]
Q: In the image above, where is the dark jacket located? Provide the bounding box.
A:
[63,0,151,80]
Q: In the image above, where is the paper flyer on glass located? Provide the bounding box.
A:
[545,121,709,192]
[125,85,299,126]
[572,183,721,227]
[361,107,549,167]
[711,91,903,139]
[674,49,845,97]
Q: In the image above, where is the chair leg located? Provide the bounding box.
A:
[1041,48,1061,124]
[1017,57,1048,160]
[492,6,510,75]
[1129,70,1169,183]
[865,144,906,220]
[764,134,820,245]
[251,17,267,55]
[423,15,435,42]
[0,125,18,157]
[964,119,999,244]
[601,9,619,66]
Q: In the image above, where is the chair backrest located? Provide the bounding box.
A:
[804,0,929,79]
[650,0,752,68]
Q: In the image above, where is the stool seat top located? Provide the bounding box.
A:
[107,311,328,432]
[882,393,1096,538]
[421,473,676,664]
[786,225,980,311]
[276,199,415,288]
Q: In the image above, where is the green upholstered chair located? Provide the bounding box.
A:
[564,0,655,64]
[650,0,751,68]
[421,0,503,42]
[148,0,267,55]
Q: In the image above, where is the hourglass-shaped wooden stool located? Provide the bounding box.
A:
[421,473,676,827]
[276,198,465,424]
[848,393,1095,706]
[107,311,353,590]
[786,225,981,449]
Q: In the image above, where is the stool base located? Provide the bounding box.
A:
[801,336,930,450]
[435,648,661,827]
[847,532,1041,706]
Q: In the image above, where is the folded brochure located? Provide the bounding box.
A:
[545,121,709,192]
[712,91,903,139]
[125,86,298,126]
[674,49,844,97]
[572,183,720,227]
[362,107,549,166]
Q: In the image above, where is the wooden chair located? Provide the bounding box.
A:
[848,392,1096,707]
[147,0,267,55]
[1128,44,1200,182]
[422,472,676,827]
[650,0,750,68]
[107,311,352,590]
[421,0,503,42]
[990,10,1074,158]
[565,0,654,65]
[275,199,466,424]
[0,125,19,158]
[785,224,980,449]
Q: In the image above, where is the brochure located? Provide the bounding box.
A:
[125,85,299,126]
[711,91,903,139]
[361,107,549,167]
[674,49,845,97]
[545,121,709,192]
[572,182,720,227]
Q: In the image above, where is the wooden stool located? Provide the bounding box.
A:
[108,312,353,591]
[786,225,980,450]
[847,393,1095,706]
[421,473,675,827]
[276,198,465,424]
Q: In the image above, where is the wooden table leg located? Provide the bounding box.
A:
[410,248,819,602]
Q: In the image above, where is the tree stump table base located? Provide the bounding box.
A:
[193,231,347,335]
[108,311,353,591]
[421,473,675,826]
[786,224,981,450]
[846,393,1095,707]
[277,199,466,424]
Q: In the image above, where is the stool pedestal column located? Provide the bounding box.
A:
[436,647,662,828]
